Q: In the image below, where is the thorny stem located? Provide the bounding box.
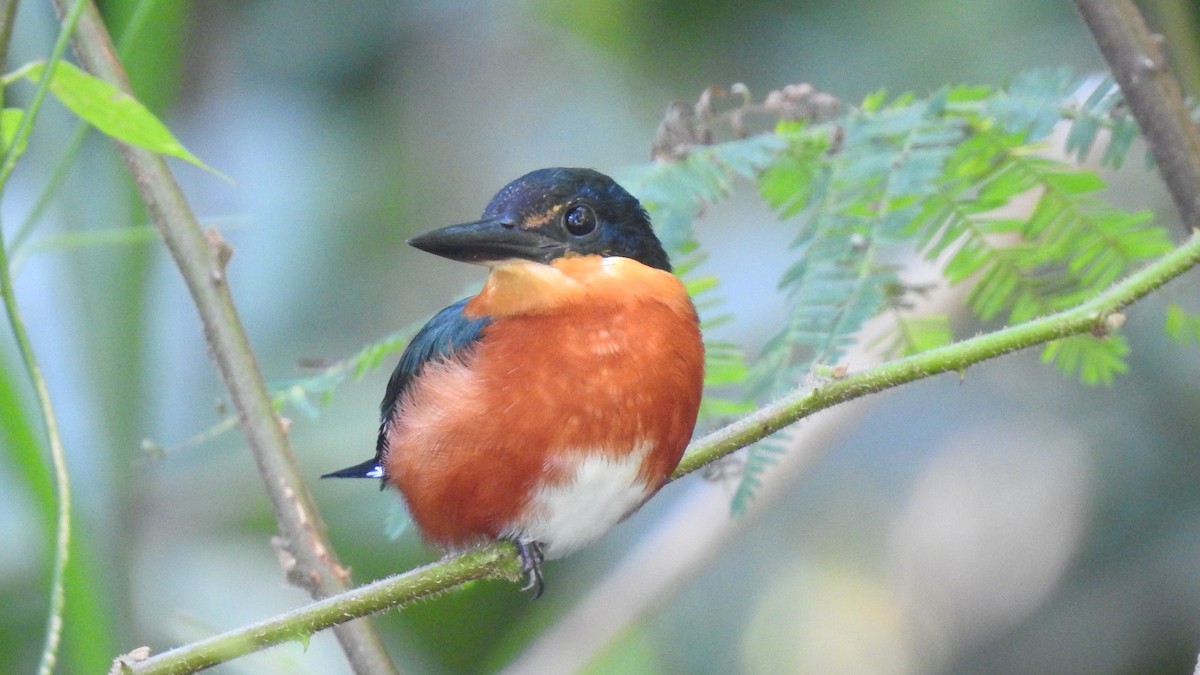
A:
[118,546,520,675]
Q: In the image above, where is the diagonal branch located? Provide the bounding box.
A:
[1073,0,1200,229]
[115,547,520,675]
[50,3,397,673]
[118,229,1200,674]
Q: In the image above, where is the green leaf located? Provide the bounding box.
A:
[1041,335,1129,386]
[704,343,750,387]
[897,314,953,355]
[620,134,784,252]
[1102,119,1138,168]
[0,107,27,158]
[861,89,888,112]
[731,437,786,516]
[945,84,993,104]
[24,225,159,252]
[384,500,413,540]
[699,397,755,418]
[685,274,719,297]
[988,67,1077,139]
[20,60,228,180]
[1041,169,1105,195]
[1164,303,1200,345]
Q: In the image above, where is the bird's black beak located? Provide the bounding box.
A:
[408,218,565,265]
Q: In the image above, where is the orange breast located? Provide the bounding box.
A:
[383,256,704,552]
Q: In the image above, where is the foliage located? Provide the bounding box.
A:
[118,70,1198,509]
[743,73,1168,395]
[612,71,1190,510]
[618,134,786,252]
[1165,301,1200,345]
[2,60,223,178]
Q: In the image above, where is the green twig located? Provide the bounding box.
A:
[0,241,72,675]
[0,2,89,674]
[116,229,1200,673]
[8,126,86,254]
[119,546,522,675]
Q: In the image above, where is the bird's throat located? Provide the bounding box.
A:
[466,255,691,318]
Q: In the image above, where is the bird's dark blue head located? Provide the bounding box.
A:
[408,168,672,272]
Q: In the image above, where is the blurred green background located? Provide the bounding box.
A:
[3,1,1200,673]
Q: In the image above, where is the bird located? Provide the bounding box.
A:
[323,167,705,596]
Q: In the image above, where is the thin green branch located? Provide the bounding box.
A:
[119,546,522,675]
[115,229,1200,674]
[8,126,85,254]
[0,247,72,675]
[54,1,397,672]
[0,2,88,674]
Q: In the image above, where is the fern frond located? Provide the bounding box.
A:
[987,69,1140,169]
[986,67,1078,140]
[1165,302,1200,345]
[1040,334,1129,386]
[730,435,787,516]
[619,134,786,251]
[154,324,420,456]
[749,89,970,396]
[872,312,954,357]
[731,70,1173,504]
[905,111,1170,383]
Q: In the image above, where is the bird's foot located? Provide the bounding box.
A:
[515,540,545,599]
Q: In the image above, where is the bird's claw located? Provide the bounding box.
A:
[515,540,545,599]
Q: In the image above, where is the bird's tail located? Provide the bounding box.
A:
[321,457,384,479]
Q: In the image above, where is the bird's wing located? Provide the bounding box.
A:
[379,297,491,425]
[322,297,490,480]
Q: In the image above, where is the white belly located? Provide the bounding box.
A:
[505,441,655,559]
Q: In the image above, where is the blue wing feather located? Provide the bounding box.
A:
[379,297,490,425]
[322,297,490,481]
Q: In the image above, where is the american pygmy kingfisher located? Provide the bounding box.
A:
[324,167,705,596]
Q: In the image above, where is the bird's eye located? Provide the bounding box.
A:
[563,204,597,236]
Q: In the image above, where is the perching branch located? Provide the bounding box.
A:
[114,547,521,675]
[50,3,397,674]
[1073,0,1200,229]
[118,229,1200,673]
